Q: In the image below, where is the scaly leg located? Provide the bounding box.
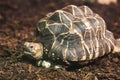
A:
[37,60,63,69]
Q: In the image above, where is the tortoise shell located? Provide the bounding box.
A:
[36,5,115,62]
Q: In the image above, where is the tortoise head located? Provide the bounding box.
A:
[23,42,43,59]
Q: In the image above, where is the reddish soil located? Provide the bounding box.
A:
[0,0,120,80]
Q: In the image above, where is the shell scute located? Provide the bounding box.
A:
[79,6,94,17]
[63,5,84,18]
[48,23,69,36]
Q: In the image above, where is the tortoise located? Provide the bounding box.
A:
[23,5,120,68]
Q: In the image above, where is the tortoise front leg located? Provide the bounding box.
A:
[37,60,63,69]
[37,60,51,68]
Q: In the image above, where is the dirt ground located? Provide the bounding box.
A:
[0,0,120,80]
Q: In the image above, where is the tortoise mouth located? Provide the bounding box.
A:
[24,51,35,56]
[23,47,36,56]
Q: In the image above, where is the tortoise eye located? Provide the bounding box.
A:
[29,45,34,49]
[30,45,34,48]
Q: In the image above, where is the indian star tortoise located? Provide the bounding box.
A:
[23,5,120,68]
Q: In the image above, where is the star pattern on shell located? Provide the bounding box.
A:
[36,5,115,61]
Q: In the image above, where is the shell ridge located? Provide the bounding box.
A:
[94,15,111,54]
